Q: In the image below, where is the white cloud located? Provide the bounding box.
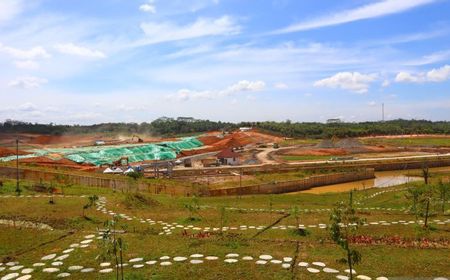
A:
[274,0,436,34]
[314,72,377,93]
[18,102,37,111]
[395,65,450,83]
[139,1,156,14]
[8,76,48,89]
[138,16,240,45]
[0,43,50,59]
[168,80,266,101]
[0,0,22,22]
[382,79,390,87]
[14,60,39,70]
[274,82,289,89]
[54,43,106,59]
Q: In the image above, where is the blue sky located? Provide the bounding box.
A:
[1,0,449,124]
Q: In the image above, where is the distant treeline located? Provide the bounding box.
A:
[1,119,449,138]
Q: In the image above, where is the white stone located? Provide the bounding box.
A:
[129,258,143,263]
[324,268,339,273]
[190,260,203,264]
[307,267,320,273]
[160,262,172,266]
[56,273,70,278]
[79,245,89,248]
[55,254,69,261]
[43,268,60,273]
[17,276,32,280]
[100,262,111,267]
[5,263,17,266]
[133,264,144,268]
[84,234,95,239]
[173,257,187,262]
[62,249,74,254]
[242,256,253,260]
[81,268,95,273]
[1,273,20,280]
[51,262,63,266]
[298,262,309,267]
[9,265,24,271]
[270,260,282,264]
[41,254,57,261]
[159,256,170,260]
[283,257,293,262]
[375,278,388,280]
[337,275,350,280]
[69,244,79,248]
[224,259,238,263]
[145,261,157,265]
[225,253,239,258]
[80,239,93,244]
[259,255,273,260]
[345,269,357,274]
[99,268,113,273]
[32,263,45,267]
[312,262,326,267]
[68,266,83,271]
[190,254,204,258]
[255,260,267,265]
[21,268,33,274]
[357,276,371,280]
[205,256,218,260]
[282,263,291,269]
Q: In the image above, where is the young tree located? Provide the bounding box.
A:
[83,195,99,217]
[436,180,449,213]
[184,195,201,221]
[405,185,425,219]
[101,215,124,280]
[329,192,365,280]
[422,165,430,185]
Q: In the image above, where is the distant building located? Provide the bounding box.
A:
[326,118,342,124]
[216,148,240,166]
[155,116,174,122]
[239,127,252,132]
[177,117,196,122]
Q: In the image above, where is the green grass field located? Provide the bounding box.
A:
[361,137,450,147]
[0,172,449,280]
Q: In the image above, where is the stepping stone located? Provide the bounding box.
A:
[70,244,79,248]
[115,264,128,268]
[160,262,172,266]
[159,256,170,260]
[190,260,203,264]
[133,264,144,268]
[17,276,32,280]
[1,273,20,280]
[32,263,45,267]
[41,254,57,261]
[283,257,293,262]
[79,245,89,248]
[375,278,388,280]
[324,268,339,273]
[51,262,63,266]
[9,265,24,271]
[307,268,320,273]
[270,260,282,264]
[0,268,4,272]
[190,254,204,258]
[224,259,238,264]
[345,269,357,274]
[100,262,111,267]
[5,263,17,266]
[312,262,326,267]
[336,275,350,280]
[298,262,309,267]
[259,255,273,260]
[21,268,33,274]
[242,256,253,260]
[43,268,60,273]
[255,260,267,265]
[173,257,187,262]
[55,254,69,261]
[84,234,95,239]
[145,261,157,265]
[99,268,113,273]
[62,249,74,254]
[68,266,83,271]
[80,239,93,244]
[357,276,371,280]
[225,253,239,258]
[129,258,143,263]
[56,273,70,278]
[81,268,95,273]
[205,256,218,260]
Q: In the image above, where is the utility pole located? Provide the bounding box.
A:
[16,136,21,196]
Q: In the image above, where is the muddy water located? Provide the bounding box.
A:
[300,166,450,194]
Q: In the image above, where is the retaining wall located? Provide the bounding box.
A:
[205,169,375,196]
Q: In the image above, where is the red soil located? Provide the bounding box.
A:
[0,147,30,157]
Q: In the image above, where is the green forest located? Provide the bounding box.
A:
[1,119,449,138]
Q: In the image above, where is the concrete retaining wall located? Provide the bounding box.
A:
[205,169,375,196]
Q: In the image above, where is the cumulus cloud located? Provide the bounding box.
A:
[139,16,240,45]
[168,80,266,101]
[139,1,156,13]
[8,76,48,89]
[395,65,450,83]
[0,43,50,59]
[273,0,437,34]
[314,72,377,93]
[14,60,39,70]
[274,82,289,89]
[54,43,106,59]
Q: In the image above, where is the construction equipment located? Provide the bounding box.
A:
[132,135,144,143]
